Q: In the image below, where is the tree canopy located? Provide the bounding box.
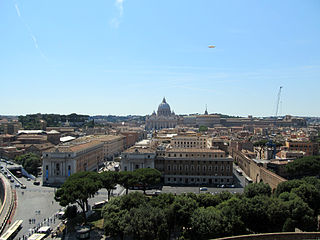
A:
[15,153,41,177]
[133,168,161,194]
[244,182,272,198]
[100,171,119,200]
[54,171,102,223]
[286,156,320,178]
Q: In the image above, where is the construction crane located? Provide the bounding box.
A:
[275,86,283,117]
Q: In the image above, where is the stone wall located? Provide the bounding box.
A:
[232,150,286,189]
[216,232,320,240]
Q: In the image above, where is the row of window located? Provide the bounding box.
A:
[167,153,224,158]
[167,165,231,171]
[167,177,230,183]
[45,164,71,176]
[167,160,231,164]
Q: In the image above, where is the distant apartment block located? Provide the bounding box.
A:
[285,140,319,156]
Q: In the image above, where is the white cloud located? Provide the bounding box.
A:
[30,35,39,49]
[116,0,124,17]
[13,1,47,61]
[14,3,21,17]
[110,0,124,28]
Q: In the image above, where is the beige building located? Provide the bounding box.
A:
[158,148,233,185]
[93,135,125,160]
[280,150,305,159]
[42,140,103,185]
[121,132,234,186]
[171,135,212,149]
[195,114,221,128]
[121,145,156,171]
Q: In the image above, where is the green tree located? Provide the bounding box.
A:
[119,192,147,210]
[242,195,272,233]
[285,156,320,178]
[199,125,208,132]
[133,168,161,194]
[253,140,268,147]
[15,153,41,177]
[122,204,168,240]
[265,197,289,232]
[189,207,228,239]
[217,196,247,236]
[150,193,175,209]
[54,171,102,224]
[100,171,119,200]
[170,195,199,234]
[64,205,78,220]
[118,171,138,195]
[282,195,318,231]
[291,183,320,215]
[244,182,272,198]
[196,191,232,208]
[275,179,303,196]
[102,197,127,238]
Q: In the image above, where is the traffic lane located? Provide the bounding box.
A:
[161,186,243,195]
[233,167,246,188]
[12,187,62,239]
[88,184,125,207]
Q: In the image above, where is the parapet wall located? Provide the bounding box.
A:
[216,232,320,240]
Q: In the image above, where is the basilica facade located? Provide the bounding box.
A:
[145,98,178,130]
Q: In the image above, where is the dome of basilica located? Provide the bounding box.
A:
[157,97,171,116]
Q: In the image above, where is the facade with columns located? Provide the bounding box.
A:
[42,140,103,185]
[145,98,178,130]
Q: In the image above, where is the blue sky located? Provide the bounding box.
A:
[1,0,319,117]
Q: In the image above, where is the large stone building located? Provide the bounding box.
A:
[121,134,234,186]
[145,98,178,130]
[159,148,233,185]
[91,135,125,160]
[42,139,104,185]
[121,144,156,171]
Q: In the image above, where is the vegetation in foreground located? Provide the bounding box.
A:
[102,178,320,240]
[54,167,320,240]
[54,168,161,223]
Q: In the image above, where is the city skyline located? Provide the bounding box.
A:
[1,0,320,117]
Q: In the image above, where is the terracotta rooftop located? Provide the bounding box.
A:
[124,146,156,153]
[46,140,102,153]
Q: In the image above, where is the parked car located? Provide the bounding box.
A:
[34,181,40,185]
[21,184,27,189]
[200,187,208,191]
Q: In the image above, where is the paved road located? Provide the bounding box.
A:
[0,160,123,239]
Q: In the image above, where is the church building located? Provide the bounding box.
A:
[145,98,178,130]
